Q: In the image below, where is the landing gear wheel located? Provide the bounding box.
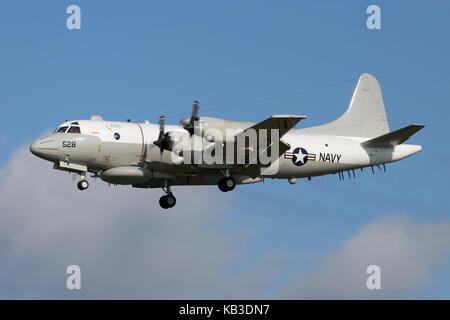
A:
[159,193,176,209]
[159,196,168,209]
[218,181,227,192]
[77,180,89,191]
[218,177,235,192]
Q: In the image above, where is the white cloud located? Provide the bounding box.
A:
[0,147,240,299]
[281,216,450,299]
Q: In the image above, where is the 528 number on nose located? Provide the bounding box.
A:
[62,141,76,148]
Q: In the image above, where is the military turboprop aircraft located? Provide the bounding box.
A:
[30,73,424,209]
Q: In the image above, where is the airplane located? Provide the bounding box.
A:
[30,73,424,209]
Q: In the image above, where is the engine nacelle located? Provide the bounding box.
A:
[179,116,246,143]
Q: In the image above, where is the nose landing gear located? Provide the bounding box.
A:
[77,180,89,190]
[159,181,176,209]
[77,172,89,191]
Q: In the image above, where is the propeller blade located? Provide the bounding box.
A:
[153,115,172,153]
[192,100,199,121]
[159,115,165,134]
[183,100,200,135]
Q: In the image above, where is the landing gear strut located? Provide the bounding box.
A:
[159,181,176,209]
[77,173,89,191]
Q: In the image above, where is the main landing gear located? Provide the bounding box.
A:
[218,169,236,193]
[159,193,176,209]
[77,172,89,191]
[160,181,176,209]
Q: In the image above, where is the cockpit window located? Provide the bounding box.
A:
[71,121,79,125]
[67,126,81,134]
[56,126,68,133]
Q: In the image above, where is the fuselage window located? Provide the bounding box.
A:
[56,126,69,133]
[67,126,81,134]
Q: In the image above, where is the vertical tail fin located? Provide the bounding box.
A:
[300,73,390,138]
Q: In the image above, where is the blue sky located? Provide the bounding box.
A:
[0,1,449,299]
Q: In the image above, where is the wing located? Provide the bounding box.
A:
[155,115,306,179]
[234,114,306,164]
[246,114,307,136]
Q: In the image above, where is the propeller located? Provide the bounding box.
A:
[183,100,200,135]
[153,116,173,153]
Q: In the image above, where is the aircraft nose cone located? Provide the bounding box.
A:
[30,139,40,156]
[29,136,60,161]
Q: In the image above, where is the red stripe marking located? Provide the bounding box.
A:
[136,123,145,165]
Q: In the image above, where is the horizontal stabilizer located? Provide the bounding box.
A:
[361,124,425,148]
